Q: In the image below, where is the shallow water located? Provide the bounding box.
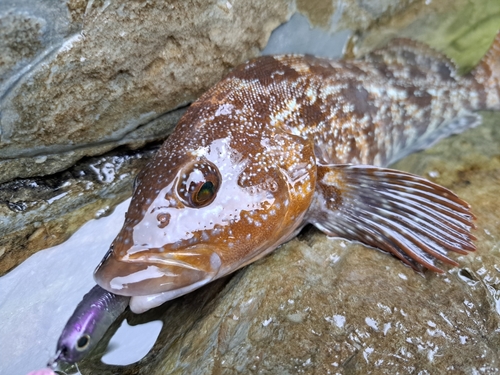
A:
[0,199,162,375]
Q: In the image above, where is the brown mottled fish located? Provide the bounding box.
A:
[94,33,500,313]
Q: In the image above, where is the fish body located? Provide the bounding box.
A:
[95,33,500,314]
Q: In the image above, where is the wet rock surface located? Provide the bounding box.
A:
[0,144,158,276]
[72,112,500,375]
[0,108,186,276]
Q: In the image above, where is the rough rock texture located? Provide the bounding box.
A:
[74,112,500,375]
[345,0,500,74]
[0,0,292,182]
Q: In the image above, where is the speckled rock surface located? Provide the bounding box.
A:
[74,112,500,375]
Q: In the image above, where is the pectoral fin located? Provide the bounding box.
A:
[307,164,476,272]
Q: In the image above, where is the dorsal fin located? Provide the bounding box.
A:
[472,30,500,110]
[363,37,459,82]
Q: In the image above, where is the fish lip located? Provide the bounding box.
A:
[128,275,216,313]
[93,248,222,297]
[133,256,207,271]
[122,245,220,270]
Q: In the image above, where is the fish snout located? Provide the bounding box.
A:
[93,248,222,297]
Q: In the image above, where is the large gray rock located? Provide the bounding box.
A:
[0,0,292,182]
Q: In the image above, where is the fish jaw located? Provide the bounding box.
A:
[128,277,215,313]
[94,246,222,297]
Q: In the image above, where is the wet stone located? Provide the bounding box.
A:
[0,106,187,275]
[344,0,500,74]
[0,144,161,276]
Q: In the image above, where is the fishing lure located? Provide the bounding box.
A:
[49,285,129,365]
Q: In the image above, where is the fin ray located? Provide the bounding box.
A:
[343,169,474,218]
[355,186,475,233]
[340,167,476,230]
[308,164,476,271]
[355,203,473,256]
[315,215,426,270]
[355,207,459,267]
[386,114,483,165]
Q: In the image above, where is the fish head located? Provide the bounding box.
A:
[94,129,316,312]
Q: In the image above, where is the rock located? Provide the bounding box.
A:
[0,144,154,276]
[344,0,500,74]
[0,108,187,276]
[0,0,292,182]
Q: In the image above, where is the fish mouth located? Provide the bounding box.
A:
[93,248,222,297]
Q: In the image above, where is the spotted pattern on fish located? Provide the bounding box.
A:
[94,32,500,314]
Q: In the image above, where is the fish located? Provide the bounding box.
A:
[94,32,500,314]
[49,285,129,365]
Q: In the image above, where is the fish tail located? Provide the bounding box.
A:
[472,30,500,110]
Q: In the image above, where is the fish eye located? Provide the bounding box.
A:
[192,180,215,205]
[75,334,91,351]
[177,161,220,208]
